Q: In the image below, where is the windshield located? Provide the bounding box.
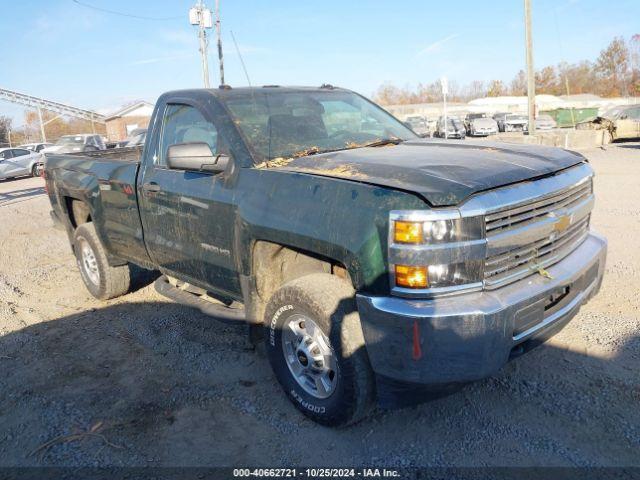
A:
[223,90,417,161]
[56,136,85,146]
[507,115,527,121]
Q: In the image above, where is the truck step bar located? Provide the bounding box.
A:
[154,276,246,324]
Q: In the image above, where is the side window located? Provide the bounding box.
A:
[159,104,218,166]
[11,149,30,157]
[629,108,640,120]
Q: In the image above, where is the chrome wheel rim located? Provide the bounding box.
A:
[281,313,338,399]
[78,238,100,286]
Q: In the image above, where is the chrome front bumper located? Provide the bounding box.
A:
[356,232,607,386]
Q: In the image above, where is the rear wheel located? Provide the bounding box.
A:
[264,273,375,427]
[73,223,130,300]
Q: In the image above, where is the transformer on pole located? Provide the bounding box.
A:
[189,1,213,88]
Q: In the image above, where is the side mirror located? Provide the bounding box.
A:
[166,142,229,173]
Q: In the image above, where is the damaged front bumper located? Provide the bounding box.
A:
[356,232,607,405]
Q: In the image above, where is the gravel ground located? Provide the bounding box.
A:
[0,142,638,467]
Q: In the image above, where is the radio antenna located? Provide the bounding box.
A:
[230,30,252,88]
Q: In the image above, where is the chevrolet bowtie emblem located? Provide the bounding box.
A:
[553,214,572,234]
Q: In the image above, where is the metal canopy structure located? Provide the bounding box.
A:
[0,87,106,124]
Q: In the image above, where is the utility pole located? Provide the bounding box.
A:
[215,0,225,85]
[37,106,47,143]
[189,1,213,88]
[524,0,536,135]
[441,77,449,140]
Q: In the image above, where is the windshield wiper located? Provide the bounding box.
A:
[359,138,404,148]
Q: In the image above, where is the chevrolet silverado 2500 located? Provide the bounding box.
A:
[45,86,607,426]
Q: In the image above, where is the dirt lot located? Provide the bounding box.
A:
[0,143,638,467]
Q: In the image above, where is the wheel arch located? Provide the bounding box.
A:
[241,239,352,325]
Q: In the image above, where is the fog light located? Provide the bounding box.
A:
[394,221,423,244]
[395,265,428,288]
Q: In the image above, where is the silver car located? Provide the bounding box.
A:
[0,147,44,180]
[468,117,498,136]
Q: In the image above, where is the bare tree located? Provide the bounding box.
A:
[595,37,630,96]
[487,80,506,97]
[0,116,12,146]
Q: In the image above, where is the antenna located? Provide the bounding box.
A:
[230,30,252,88]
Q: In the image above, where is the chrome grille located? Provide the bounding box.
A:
[484,215,590,288]
[485,179,592,234]
[482,175,593,290]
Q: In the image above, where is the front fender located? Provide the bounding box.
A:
[234,168,427,295]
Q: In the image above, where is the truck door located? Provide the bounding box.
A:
[138,101,240,298]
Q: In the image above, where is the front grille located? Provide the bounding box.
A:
[485,178,592,235]
[483,177,593,289]
[484,215,590,288]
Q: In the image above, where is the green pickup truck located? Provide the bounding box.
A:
[45,85,607,426]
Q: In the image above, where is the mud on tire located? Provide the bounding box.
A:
[264,273,375,427]
[73,223,130,300]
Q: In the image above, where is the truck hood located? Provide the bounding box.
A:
[275,139,586,206]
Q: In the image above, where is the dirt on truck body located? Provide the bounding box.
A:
[43,85,606,427]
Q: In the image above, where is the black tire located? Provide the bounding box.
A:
[73,223,130,300]
[264,273,375,427]
[31,163,42,177]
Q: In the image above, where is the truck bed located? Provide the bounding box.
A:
[67,145,143,162]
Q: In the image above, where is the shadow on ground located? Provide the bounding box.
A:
[0,299,637,467]
[0,187,45,207]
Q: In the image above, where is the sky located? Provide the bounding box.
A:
[1,0,638,124]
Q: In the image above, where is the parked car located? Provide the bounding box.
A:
[42,134,106,155]
[492,112,509,131]
[576,105,640,143]
[468,117,499,136]
[18,142,54,153]
[403,116,430,137]
[0,147,44,179]
[124,128,147,147]
[534,114,557,130]
[433,116,466,139]
[463,112,487,134]
[45,85,606,427]
[502,114,529,132]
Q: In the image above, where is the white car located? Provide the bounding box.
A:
[0,147,44,180]
[469,117,499,136]
[41,134,106,155]
[535,114,557,130]
[18,142,54,153]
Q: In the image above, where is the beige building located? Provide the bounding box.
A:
[104,101,154,141]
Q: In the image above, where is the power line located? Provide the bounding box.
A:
[71,0,182,21]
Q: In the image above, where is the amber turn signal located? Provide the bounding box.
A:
[394,221,423,244]
[395,265,428,288]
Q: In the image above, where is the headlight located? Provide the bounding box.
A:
[389,211,486,296]
[392,215,483,245]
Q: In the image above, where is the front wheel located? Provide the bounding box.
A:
[73,223,131,300]
[264,273,375,427]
